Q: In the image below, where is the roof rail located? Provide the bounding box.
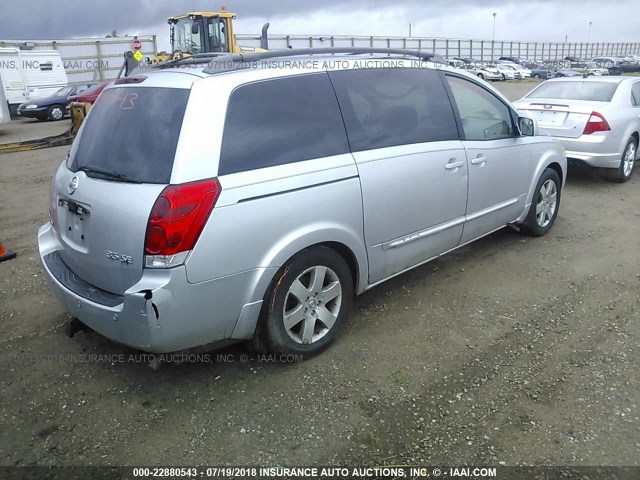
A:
[201,47,445,74]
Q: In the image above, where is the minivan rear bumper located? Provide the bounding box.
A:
[38,222,273,353]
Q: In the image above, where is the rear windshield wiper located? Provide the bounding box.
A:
[76,166,141,184]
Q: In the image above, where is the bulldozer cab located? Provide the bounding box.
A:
[169,12,234,55]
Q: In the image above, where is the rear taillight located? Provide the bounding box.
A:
[583,111,611,135]
[144,178,221,267]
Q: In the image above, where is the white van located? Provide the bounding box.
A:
[0,48,68,114]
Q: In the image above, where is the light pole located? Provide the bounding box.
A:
[587,21,593,57]
[492,13,497,42]
[409,23,415,38]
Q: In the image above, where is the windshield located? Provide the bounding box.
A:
[56,86,73,97]
[172,17,228,54]
[71,87,191,184]
[173,18,205,54]
[526,81,618,102]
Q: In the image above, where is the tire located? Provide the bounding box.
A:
[521,168,561,237]
[48,104,64,121]
[533,73,540,79]
[477,73,484,80]
[605,137,637,183]
[258,246,353,357]
[501,74,506,81]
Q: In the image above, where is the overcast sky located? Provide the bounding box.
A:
[1,0,637,51]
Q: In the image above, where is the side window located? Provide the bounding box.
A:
[328,68,459,152]
[446,75,515,141]
[631,83,640,107]
[76,85,89,95]
[219,74,350,175]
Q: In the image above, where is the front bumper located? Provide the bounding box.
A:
[38,222,273,353]
[16,106,48,118]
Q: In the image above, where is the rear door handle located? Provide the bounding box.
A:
[445,160,465,170]
[471,155,487,166]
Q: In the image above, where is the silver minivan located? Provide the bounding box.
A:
[38,49,567,356]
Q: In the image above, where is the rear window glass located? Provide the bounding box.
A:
[219,73,349,175]
[526,82,617,102]
[71,87,190,184]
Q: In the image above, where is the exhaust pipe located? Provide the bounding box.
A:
[260,23,270,50]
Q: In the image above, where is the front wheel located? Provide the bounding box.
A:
[477,73,484,80]
[521,168,561,237]
[605,137,636,183]
[48,104,64,121]
[259,246,353,356]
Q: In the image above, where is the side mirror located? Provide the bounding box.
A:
[518,116,538,136]
[191,23,200,35]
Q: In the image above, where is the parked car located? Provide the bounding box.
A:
[495,63,516,80]
[499,56,525,65]
[38,50,566,356]
[515,76,640,182]
[564,56,584,63]
[591,56,619,66]
[590,57,623,74]
[17,83,97,121]
[531,64,557,79]
[579,62,609,76]
[498,63,523,79]
[472,65,504,81]
[501,62,532,78]
[65,82,109,115]
[554,68,583,77]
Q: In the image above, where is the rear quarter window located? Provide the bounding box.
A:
[71,87,190,184]
[219,73,350,175]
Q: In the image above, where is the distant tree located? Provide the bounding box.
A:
[105,29,118,38]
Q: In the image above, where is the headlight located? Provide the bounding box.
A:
[25,104,38,109]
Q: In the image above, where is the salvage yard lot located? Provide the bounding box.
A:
[0,82,639,467]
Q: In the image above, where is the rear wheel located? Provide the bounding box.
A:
[259,246,353,357]
[48,104,64,121]
[521,168,561,237]
[605,137,636,183]
[533,73,540,79]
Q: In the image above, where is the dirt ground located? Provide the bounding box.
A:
[0,82,639,469]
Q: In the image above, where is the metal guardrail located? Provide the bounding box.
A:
[236,34,640,63]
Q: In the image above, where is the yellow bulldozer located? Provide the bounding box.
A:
[154,7,269,63]
[0,8,269,154]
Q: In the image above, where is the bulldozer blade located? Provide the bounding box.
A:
[0,102,88,155]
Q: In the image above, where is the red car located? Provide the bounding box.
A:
[65,81,109,115]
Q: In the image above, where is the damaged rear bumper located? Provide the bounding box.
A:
[38,222,271,353]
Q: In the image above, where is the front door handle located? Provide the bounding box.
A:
[471,155,487,166]
[445,160,465,170]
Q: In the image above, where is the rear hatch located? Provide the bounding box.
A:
[51,85,191,295]
[515,80,618,138]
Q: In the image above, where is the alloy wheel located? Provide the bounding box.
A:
[283,266,342,345]
[623,142,636,178]
[536,179,557,228]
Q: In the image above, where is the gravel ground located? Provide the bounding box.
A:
[0,82,639,468]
